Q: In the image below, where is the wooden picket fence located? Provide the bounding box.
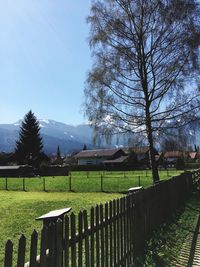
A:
[4,171,198,267]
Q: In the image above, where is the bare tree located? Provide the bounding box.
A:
[85,0,200,183]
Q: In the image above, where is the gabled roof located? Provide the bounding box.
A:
[164,151,183,158]
[74,148,124,159]
[188,152,197,159]
[0,165,28,170]
[103,156,129,164]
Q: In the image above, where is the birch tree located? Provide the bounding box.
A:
[85,0,200,183]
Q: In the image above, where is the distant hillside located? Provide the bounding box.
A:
[0,119,199,154]
[0,120,93,155]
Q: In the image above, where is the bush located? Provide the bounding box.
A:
[176,158,185,170]
[184,162,200,170]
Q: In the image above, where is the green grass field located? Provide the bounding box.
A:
[0,169,182,192]
[0,170,183,265]
[0,191,122,266]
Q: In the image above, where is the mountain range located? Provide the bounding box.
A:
[0,119,199,155]
[0,120,94,155]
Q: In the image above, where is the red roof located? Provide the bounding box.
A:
[189,152,197,159]
[164,151,183,158]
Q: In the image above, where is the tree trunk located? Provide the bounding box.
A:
[146,111,160,184]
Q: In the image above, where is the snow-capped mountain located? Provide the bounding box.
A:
[0,119,199,155]
[0,119,94,155]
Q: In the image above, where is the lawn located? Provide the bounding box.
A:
[0,169,183,265]
[136,192,200,266]
[0,169,182,192]
[0,191,122,265]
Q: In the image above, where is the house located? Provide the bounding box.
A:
[123,146,158,164]
[164,151,183,161]
[188,151,198,161]
[103,155,129,168]
[163,151,184,167]
[74,148,126,165]
[0,165,35,177]
[132,146,150,161]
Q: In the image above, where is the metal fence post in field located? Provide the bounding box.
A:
[100,174,103,192]
[5,177,8,191]
[23,178,25,191]
[138,176,141,186]
[69,172,72,191]
[43,177,46,192]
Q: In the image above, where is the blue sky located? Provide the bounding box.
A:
[0,0,92,124]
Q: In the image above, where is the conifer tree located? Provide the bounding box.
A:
[15,110,43,166]
[57,145,61,158]
[83,144,87,150]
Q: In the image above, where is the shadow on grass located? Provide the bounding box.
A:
[134,208,185,266]
[186,214,200,267]
[134,193,200,267]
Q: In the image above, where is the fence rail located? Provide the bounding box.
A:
[4,170,200,267]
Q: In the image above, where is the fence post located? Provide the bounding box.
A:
[43,177,46,191]
[23,178,25,191]
[5,177,8,191]
[55,219,63,267]
[100,205,105,267]
[78,211,83,267]
[138,176,141,186]
[29,230,38,267]
[49,223,56,267]
[101,174,103,192]
[17,234,26,267]
[71,213,76,267]
[90,207,95,266]
[83,210,90,267]
[4,240,13,267]
[40,226,48,267]
[69,173,72,192]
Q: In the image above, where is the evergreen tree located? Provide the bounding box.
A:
[83,144,87,150]
[57,145,61,158]
[15,110,43,166]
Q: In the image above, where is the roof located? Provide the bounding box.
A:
[188,152,197,159]
[164,151,183,158]
[0,165,28,170]
[103,156,128,164]
[36,208,72,221]
[74,148,124,159]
